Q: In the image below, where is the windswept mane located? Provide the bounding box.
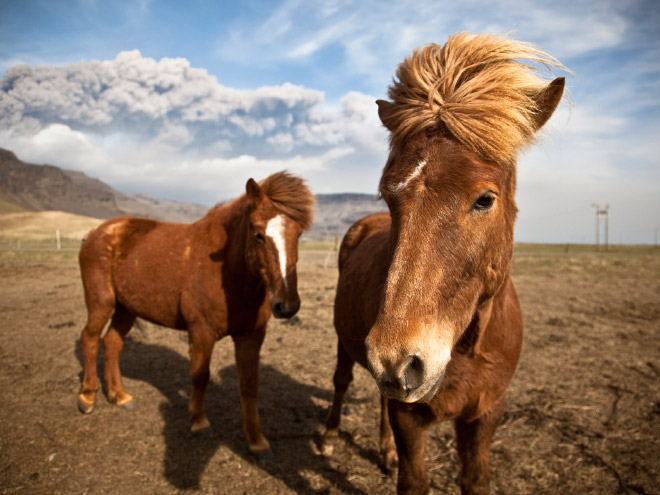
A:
[380,32,568,165]
[259,171,315,230]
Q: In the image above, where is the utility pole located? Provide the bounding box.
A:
[591,203,609,250]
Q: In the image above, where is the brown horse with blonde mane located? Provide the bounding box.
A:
[77,171,313,458]
[322,33,567,494]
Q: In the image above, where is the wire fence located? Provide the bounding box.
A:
[0,236,82,252]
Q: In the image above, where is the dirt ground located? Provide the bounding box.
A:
[1,246,659,495]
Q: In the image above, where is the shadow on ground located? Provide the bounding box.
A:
[76,336,378,494]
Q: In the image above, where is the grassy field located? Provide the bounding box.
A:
[514,242,660,255]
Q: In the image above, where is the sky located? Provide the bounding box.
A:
[0,0,659,243]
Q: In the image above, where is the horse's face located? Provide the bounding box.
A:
[245,179,303,319]
[365,132,517,403]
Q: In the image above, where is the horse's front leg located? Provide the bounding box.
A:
[187,325,216,436]
[379,395,398,472]
[321,339,355,456]
[232,325,272,459]
[454,396,506,495]
[389,400,434,495]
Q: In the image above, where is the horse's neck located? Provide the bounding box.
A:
[202,197,251,270]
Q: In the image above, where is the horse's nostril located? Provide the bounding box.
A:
[409,355,423,372]
[272,300,300,319]
[402,355,424,392]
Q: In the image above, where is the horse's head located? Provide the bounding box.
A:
[365,130,520,403]
[243,172,313,319]
[364,36,566,403]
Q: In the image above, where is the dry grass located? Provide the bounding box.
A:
[0,246,659,494]
[0,211,103,241]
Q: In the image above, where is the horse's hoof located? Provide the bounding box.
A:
[77,396,95,414]
[111,393,136,410]
[120,399,137,411]
[192,426,214,438]
[320,441,334,457]
[320,429,338,457]
[382,450,399,473]
[250,448,275,461]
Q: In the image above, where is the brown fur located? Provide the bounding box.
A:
[77,171,313,458]
[323,33,566,494]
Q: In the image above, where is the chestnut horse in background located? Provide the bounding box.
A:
[78,171,314,458]
[322,33,567,494]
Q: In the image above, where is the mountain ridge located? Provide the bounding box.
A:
[0,148,387,239]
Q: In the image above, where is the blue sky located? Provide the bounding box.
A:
[1,0,659,243]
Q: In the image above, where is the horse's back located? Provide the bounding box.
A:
[334,212,391,366]
[79,216,193,327]
[81,215,160,257]
[338,212,390,271]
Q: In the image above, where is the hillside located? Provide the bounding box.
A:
[0,148,387,239]
[312,193,387,240]
[0,149,208,223]
[0,194,28,214]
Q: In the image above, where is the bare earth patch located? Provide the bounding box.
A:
[0,247,658,494]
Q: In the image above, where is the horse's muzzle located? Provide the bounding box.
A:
[271,299,300,319]
[366,323,452,403]
[368,353,428,402]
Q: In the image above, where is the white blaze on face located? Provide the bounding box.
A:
[265,214,288,288]
[391,159,427,195]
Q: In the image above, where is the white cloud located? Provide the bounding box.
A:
[0,51,329,150]
[0,46,388,203]
[0,50,388,198]
[267,132,294,153]
[0,124,111,173]
[0,119,368,203]
[2,1,657,243]
[515,98,660,244]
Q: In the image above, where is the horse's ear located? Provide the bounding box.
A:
[376,99,397,132]
[532,77,565,132]
[245,178,264,202]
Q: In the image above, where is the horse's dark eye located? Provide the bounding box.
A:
[255,232,266,243]
[473,194,495,211]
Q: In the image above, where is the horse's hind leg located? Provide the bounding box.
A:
[455,396,506,495]
[321,340,355,456]
[78,291,115,414]
[103,304,137,410]
[187,324,216,437]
